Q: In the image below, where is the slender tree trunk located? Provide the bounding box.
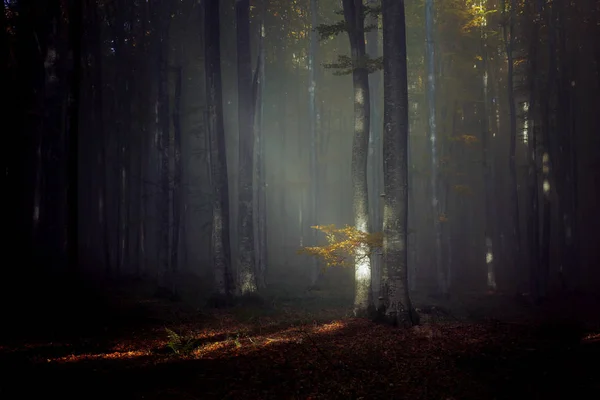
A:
[67,0,82,276]
[366,0,382,301]
[425,0,445,295]
[308,0,319,286]
[253,16,267,290]
[171,66,183,293]
[236,0,257,295]
[503,0,522,290]
[342,0,373,316]
[556,0,578,290]
[408,131,417,292]
[540,0,555,297]
[205,0,234,298]
[157,31,171,290]
[527,1,541,299]
[481,5,497,291]
[41,0,69,271]
[381,0,418,327]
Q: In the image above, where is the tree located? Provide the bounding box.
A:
[254,11,267,290]
[525,0,541,299]
[172,66,183,288]
[366,0,383,301]
[502,0,522,288]
[236,0,257,295]
[342,0,373,316]
[308,0,319,286]
[476,0,497,292]
[425,0,445,295]
[67,0,82,275]
[154,0,174,292]
[205,0,234,298]
[381,0,419,327]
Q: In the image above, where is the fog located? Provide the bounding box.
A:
[7,0,600,315]
[5,1,600,398]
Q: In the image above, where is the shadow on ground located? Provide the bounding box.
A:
[2,279,599,400]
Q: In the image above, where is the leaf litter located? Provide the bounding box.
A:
[1,293,599,400]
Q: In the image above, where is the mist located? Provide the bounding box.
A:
[4,0,600,398]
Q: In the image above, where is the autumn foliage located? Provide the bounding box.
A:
[298,224,383,267]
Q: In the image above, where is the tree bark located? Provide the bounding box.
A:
[503,0,522,291]
[366,0,382,301]
[67,0,82,276]
[342,0,373,316]
[382,0,419,327]
[308,0,319,287]
[236,0,257,295]
[254,15,267,290]
[205,0,234,297]
[425,0,445,295]
[526,1,541,299]
[481,1,497,291]
[172,66,183,292]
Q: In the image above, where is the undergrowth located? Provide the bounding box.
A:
[164,327,200,355]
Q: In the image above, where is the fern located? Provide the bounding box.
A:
[164,327,199,355]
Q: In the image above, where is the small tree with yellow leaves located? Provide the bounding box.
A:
[298,224,383,268]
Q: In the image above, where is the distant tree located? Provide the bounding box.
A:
[172,66,183,288]
[254,11,267,290]
[501,0,522,287]
[67,0,82,275]
[425,0,445,295]
[155,0,173,292]
[308,0,319,287]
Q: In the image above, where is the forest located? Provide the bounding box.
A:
[3,0,600,398]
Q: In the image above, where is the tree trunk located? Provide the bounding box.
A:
[254,16,267,290]
[503,0,522,290]
[157,25,171,290]
[67,0,82,276]
[556,0,578,290]
[481,3,497,291]
[236,0,257,295]
[366,0,382,301]
[308,0,319,287]
[540,0,555,297]
[205,0,234,298]
[342,0,373,316]
[425,0,445,295]
[171,66,183,293]
[381,0,419,327]
[526,2,541,299]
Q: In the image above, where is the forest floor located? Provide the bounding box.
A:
[1,279,600,400]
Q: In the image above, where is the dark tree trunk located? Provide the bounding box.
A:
[308,0,319,286]
[254,15,267,290]
[381,0,418,327]
[540,0,555,297]
[556,0,578,290]
[481,3,497,291]
[172,66,183,290]
[67,0,83,276]
[503,0,522,290]
[236,0,257,295]
[157,47,170,288]
[527,1,541,300]
[205,0,234,297]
